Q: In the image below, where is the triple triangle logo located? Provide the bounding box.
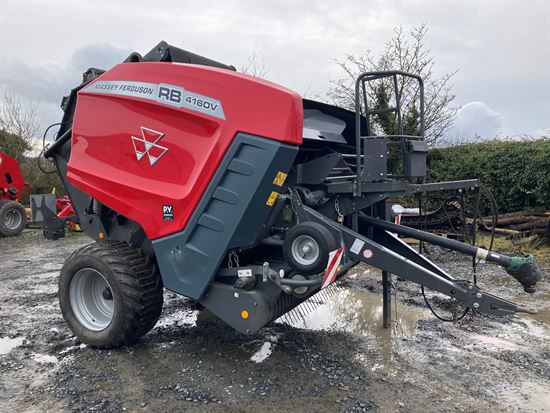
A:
[131,126,168,166]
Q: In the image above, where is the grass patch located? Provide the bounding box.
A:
[476,233,550,263]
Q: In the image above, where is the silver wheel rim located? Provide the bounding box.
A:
[69,268,114,331]
[4,208,23,230]
[291,235,320,266]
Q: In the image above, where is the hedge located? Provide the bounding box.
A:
[427,139,550,213]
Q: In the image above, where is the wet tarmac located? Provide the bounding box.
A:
[1,229,549,412]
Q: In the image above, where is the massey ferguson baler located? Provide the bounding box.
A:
[43,42,543,349]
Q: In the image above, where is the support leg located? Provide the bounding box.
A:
[382,270,391,328]
[376,200,392,329]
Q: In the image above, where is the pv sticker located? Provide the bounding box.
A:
[162,205,174,221]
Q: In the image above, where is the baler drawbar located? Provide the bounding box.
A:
[42,41,543,348]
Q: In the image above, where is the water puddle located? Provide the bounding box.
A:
[470,334,519,351]
[273,265,434,374]
[277,286,427,340]
[250,342,273,363]
[32,353,58,364]
[499,379,550,412]
[0,336,24,355]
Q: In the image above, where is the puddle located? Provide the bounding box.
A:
[250,342,273,363]
[274,274,431,375]
[499,379,550,412]
[515,292,550,324]
[0,337,24,355]
[470,334,519,351]
[32,353,58,364]
[277,286,427,340]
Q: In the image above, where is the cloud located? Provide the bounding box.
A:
[1,43,132,135]
[450,101,504,141]
[1,42,132,105]
[1,2,547,138]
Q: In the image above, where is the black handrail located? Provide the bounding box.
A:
[354,70,425,195]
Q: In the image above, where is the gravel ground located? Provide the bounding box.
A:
[0,229,549,412]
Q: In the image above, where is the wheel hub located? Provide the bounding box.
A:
[4,208,23,231]
[102,287,113,300]
[69,268,114,331]
[291,235,320,266]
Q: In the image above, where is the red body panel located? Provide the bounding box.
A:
[68,62,303,239]
[0,152,27,202]
[56,195,75,218]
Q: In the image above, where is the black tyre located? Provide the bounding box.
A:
[0,200,27,236]
[283,222,338,274]
[58,240,163,349]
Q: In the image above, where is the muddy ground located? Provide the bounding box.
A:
[0,229,549,412]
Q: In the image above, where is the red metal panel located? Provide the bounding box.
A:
[0,152,26,201]
[67,62,303,239]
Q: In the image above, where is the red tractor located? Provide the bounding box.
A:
[0,152,28,236]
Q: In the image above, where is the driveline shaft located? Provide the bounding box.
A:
[359,214,543,293]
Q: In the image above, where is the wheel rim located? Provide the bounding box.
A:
[291,235,320,266]
[4,208,23,230]
[69,268,114,331]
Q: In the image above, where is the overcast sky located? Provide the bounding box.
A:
[1,0,548,142]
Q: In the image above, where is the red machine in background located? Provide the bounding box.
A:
[0,152,29,236]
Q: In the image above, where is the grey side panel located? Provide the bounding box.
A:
[152,134,298,300]
[199,282,273,334]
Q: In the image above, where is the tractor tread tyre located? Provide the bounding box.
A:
[0,200,27,236]
[58,240,163,349]
[283,222,338,275]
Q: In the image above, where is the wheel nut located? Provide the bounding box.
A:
[473,302,480,309]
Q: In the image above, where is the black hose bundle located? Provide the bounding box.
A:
[421,184,498,322]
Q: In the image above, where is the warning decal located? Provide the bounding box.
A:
[273,171,288,187]
[321,247,344,289]
[266,191,278,206]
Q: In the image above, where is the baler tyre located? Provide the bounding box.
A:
[283,222,338,274]
[0,200,27,236]
[58,240,163,349]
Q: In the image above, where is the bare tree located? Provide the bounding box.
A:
[241,46,270,79]
[328,25,459,145]
[0,90,40,161]
[0,89,39,141]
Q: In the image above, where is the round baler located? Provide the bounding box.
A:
[43,42,543,349]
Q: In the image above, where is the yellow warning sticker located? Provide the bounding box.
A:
[273,171,288,187]
[266,191,278,206]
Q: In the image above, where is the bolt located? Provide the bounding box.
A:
[473,302,480,309]
[476,293,482,299]
[468,285,473,290]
